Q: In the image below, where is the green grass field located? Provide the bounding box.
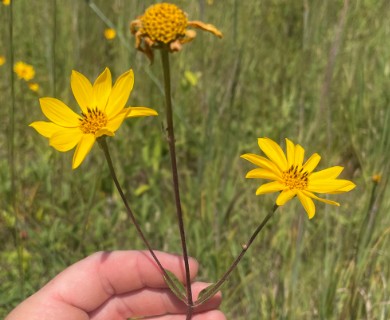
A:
[1,0,390,318]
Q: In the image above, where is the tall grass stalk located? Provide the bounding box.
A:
[6,0,24,299]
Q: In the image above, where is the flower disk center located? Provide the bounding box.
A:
[282,165,309,190]
[79,108,108,134]
[141,3,188,43]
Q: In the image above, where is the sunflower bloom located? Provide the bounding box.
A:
[14,61,35,81]
[241,138,356,219]
[130,2,222,62]
[30,68,158,169]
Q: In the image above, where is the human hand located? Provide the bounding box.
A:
[6,251,225,320]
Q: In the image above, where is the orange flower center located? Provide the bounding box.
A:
[141,3,188,43]
[79,108,108,134]
[283,165,309,190]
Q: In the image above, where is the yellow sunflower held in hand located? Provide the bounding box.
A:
[130,2,222,62]
[30,68,157,169]
[241,138,356,219]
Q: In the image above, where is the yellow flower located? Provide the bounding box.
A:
[104,28,116,40]
[14,61,35,81]
[2,0,11,6]
[241,138,356,219]
[0,55,5,66]
[28,82,40,92]
[130,2,222,62]
[30,68,158,169]
[372,174,381,183]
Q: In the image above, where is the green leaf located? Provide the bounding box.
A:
[163,269,187,302]
[195,283,218,306]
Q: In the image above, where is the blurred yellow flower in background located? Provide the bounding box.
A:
[104,28,116,40]
[241,137,356,219]
[28,82,40,93]
[0,55,5,66]
[30,68,158,169]
[14,61,35,81]
[2,0,11,6]
[372,174,381,183]
[130,2,222,62]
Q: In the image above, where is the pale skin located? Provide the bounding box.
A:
[6,251,226,320]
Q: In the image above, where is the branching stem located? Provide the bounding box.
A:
[98,138,186,302]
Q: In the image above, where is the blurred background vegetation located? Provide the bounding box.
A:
[1,0,390,318]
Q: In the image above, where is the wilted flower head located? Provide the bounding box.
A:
[14,61,35,81]
[241,137,356,219]
[130,2,222,62]
[30,68,158,169]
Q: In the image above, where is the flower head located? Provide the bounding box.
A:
[241,138,356,219]
[130,2,222,62]
[30,68,158,169]
[14,61,35,81]
[372,174,381,184]
[2,0,11,6]
[104,28,116,40]
[0,55,5,66]
[28,82,40,93]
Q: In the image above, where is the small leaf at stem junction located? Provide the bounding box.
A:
[163,269,187,302]
[195,283,218,306]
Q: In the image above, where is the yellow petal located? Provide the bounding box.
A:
[256,181,285,195]
[126,106,158,118]
[297,191,316,219]
[326,180,356,194]
[258,138,288,172]
[310,166,344,180]
[246,168,280,181]
[105,111,128,133]
[308,179,355,194]
[40,98,81,127]
[303,153,321,173]
[294,144,305,167]
[286,138,295,167]
[93,68,112,111]
[105,69,134,117]
[29,121,63,138]
[72,134,96,169]
[302,190,340,206]
[276,189,297,206]
[241,153,282,176]
[71,70,93,114]
[187,20,223,38]
[96,128,115,138]
[50,128,83,152]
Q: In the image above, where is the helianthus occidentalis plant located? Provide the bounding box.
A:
[30,67,158,169]
[241,137,356,219]
[130,2,222,62]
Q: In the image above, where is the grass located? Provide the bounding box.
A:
[1,0,390,319]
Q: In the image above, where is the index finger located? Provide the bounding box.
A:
[46,250,199,312]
